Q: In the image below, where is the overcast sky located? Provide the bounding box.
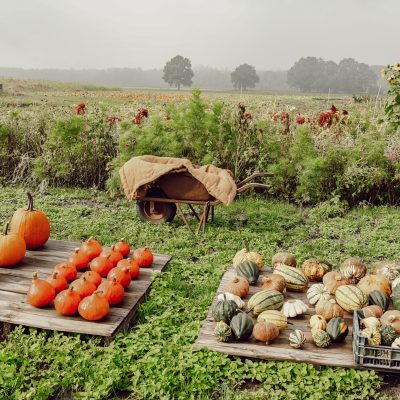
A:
[1,0,398,70]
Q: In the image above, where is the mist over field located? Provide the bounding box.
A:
[1,0,399,92]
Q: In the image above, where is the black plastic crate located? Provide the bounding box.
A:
[353,310,400,371]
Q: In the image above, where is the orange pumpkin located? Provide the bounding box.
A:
[322,271,350,294]
[116,258,140,280]
[78,291,110,321]
[46,271,68,294]
[107,266,131,289]
[90,256,114,277]
[98,278,125,306]
[54,287,81,316]
[357,275,392,297]
[81,270,102,287]
[70,277,96,298]
[224,276,249,298]
[68,248,90,270]
[9,192,50,250]
[252,321,279,344]
[114,239,131,258]
[0,222,26,267]
[27,272,55,307]
[315,298,344,321]
[100,246,123,267]
[54,262,77,282]
[361,305,383,318]
[80,237,102,260]
[261,274,286,293]
[133,247,153,267]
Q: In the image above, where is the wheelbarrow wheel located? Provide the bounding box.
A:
[137,188,176,224]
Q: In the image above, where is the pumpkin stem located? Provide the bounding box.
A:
[68,286,74,292]
[112,277,117,283]
[2,222,9,235]
[52,271,58,278]
[74,248,80,253]
[388,315,396,323]
[27,192,34,211]
[32,271,38,280]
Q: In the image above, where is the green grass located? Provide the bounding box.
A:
[1,187,399,399]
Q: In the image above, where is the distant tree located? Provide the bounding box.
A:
[231,64,259,91]
[288,56,378,93]
[334,58,377,93]
[162,55,194,90]
[287,57,328,92]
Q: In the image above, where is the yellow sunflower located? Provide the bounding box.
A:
[388,75,397,84]
[381,68,387,77]
[394,63,400,71]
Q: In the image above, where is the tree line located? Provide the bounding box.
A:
[0,56,386,93]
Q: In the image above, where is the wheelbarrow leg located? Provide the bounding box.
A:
[176,203,193,232]
[211,205,215,222]
[197,203,207,234]
[188,204,200,221]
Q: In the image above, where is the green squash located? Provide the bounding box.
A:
[236,260,259,285]
[212,295,239,323]
[247,289,284,316]
[312,329,331,348]
[273,263,308,291]
[214,321,232,342]
[326,317,349,343]
[380,325,397,346]
[230,312,254,340]
[368,290,389,311]
[391,285,400,311]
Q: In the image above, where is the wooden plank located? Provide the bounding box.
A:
[0,239,171,338]
[195,266,361,369]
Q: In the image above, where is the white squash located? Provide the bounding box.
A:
[217,292,245,309]
[282,299,308,318]
[289,329,306,348]
[361,317,381,330]
[306,284,331,305]
[392,276,400,290]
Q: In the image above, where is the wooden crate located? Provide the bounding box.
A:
[0,240,171,339]
[195,267,359,368]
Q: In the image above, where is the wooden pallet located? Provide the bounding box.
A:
[0,240,171,340]
[195,267,360,368]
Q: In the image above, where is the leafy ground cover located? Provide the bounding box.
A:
[1,187,399,399]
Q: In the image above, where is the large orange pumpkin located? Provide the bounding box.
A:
[27,272,55,307]
[78,291,110,321]
[0,222,26,267]
[9,193,50,250]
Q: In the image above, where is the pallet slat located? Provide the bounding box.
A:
[0,239,171,339]
[195,267,360,368]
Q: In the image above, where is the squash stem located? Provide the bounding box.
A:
[27,192,34,211]
[2,222,9,235]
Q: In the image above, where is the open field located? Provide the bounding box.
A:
[0,187,400,399]
[1,80,399,399]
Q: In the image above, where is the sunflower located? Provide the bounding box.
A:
[394,63,400,71]
[381,68,387,77]
[388,75,397,84]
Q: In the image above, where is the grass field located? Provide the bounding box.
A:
[0,187,399,399]
[0,80,399,399]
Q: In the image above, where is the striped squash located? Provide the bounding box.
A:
[247,289,284,316]
[257,310,288,331]
[335,285,368,312]
[273,264,308,291]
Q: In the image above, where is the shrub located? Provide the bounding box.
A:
[34,115,117,188]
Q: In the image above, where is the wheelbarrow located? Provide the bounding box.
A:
[136,172,273,232]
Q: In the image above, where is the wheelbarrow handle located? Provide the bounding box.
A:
[237,182,272,194]
[237,172,274,188]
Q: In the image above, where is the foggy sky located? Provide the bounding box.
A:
[1,0,399,70]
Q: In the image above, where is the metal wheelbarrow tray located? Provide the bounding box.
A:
[136,172,273,232]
